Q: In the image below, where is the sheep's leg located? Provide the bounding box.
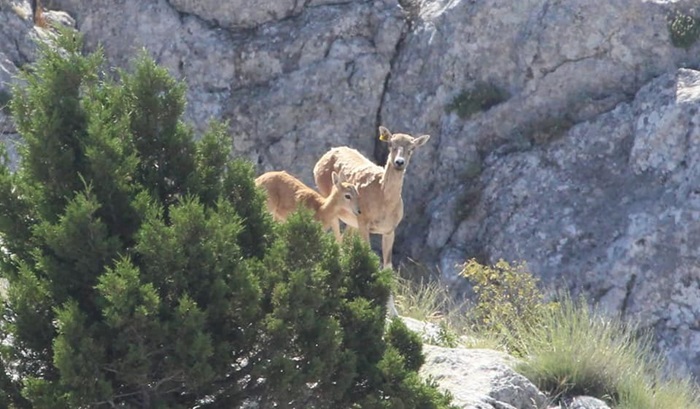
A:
[382,231,399,317]
[381,231,394,270]
[358,222,371,244]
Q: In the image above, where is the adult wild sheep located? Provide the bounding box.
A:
[313,126,431,270]
[255,170,360,242]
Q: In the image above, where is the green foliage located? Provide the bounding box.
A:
[446,81,508,120]
[515,295,700,409]
[0,30,451,409]
[460,259,554,351]
[386,318,425,372]
[668,10,700,49]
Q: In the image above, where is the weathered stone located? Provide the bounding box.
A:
[420,345,547,409]
[0,0,43,171]
[565,396,612,409]
[443,68,700,376]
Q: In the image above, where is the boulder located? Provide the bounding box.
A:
[420,345,548,409]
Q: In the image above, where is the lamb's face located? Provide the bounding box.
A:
[380,127,431,172]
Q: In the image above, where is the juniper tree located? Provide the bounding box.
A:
[0,30,454,409]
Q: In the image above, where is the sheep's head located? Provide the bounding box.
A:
[379,126,430,171]
[332,171,361,216]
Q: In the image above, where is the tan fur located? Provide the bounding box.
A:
[255,170,360,242]
[313,126,430,269]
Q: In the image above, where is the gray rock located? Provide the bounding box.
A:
[565,396,611,409]
[391,0,700,262]
[49,0,406,185]
[420,345,548,409]
[0,0,42,171]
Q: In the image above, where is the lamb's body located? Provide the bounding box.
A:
[255,170,359,242]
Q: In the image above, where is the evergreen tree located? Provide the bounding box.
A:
[0,30,454,408]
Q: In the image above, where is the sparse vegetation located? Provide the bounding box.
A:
[446,81,509,120]
[515,295,700,409]
[668,9,700,49]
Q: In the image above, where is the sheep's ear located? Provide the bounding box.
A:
[378,126,392,142]
[412,134,431,147]
[332,171,340,186]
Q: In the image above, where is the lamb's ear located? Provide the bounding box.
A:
[412,134,431,148]
[378,126,392,142]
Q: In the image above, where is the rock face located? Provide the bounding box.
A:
[454,68,700,376]
[4,0,700,379]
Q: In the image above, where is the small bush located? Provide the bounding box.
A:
[446,82,508,120]
[394,275,454,322]
[386,318,425,372]
[460,259,553,349]
[668,10,700,49]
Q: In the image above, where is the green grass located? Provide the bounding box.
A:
[512,295,700,408]
[393,261,504,349]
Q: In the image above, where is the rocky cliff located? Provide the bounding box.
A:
[2,0,700,379]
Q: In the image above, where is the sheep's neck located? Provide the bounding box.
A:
[381,163,405,199]
[318,188,340,219]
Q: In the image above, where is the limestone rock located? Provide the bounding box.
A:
[564,396,611,409]
[421,345,548,409]
[49,0,406,183]
[443,67,700,376]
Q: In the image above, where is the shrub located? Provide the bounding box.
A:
[0,29,453,409]
[446,81,508,120]
[386,318,425,372]
[668,10,700,49]
[460,259,552,347]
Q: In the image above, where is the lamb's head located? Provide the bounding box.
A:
[332,171,361,216]
[379,126,431,172]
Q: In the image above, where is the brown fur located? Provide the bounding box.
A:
[255,170,360,242]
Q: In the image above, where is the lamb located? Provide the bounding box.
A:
[255,170,361,242]
[313,126,431,270]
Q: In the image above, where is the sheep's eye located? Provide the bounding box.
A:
[344,194,352,200]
